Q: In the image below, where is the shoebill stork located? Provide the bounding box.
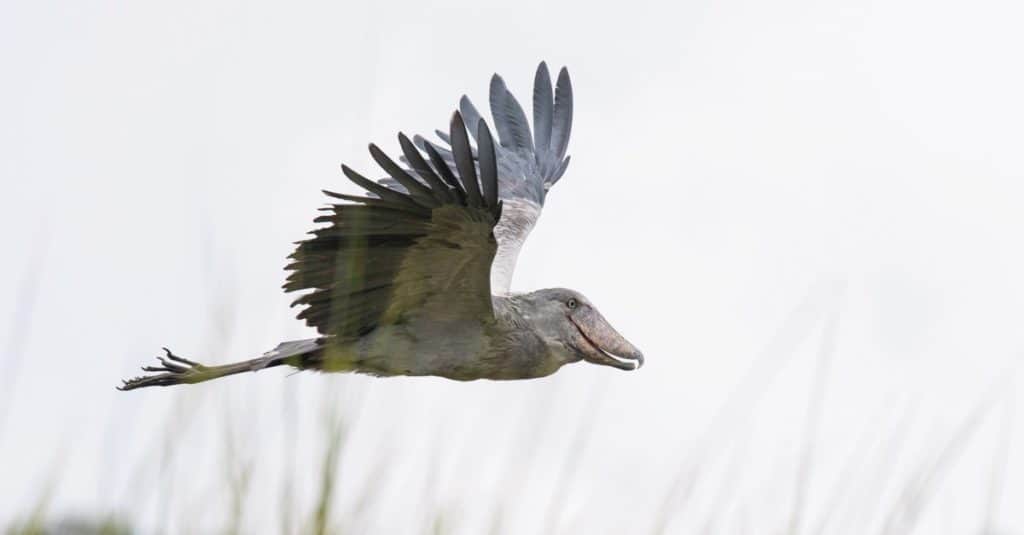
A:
[119,63,643,391]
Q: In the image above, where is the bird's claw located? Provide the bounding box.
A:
[161,347,202,367]
[117,348,210,391]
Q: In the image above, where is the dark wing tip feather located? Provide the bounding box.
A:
[476,118,499,211]
[449,111,483,208]
[368,143,438,206]
[459,96,483,142]
[340,164,428,213]
[422,139,466,204]
[398,132,452,203]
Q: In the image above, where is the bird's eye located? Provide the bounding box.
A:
[566,298,577,309]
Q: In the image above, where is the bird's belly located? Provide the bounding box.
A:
[351,322,493,379]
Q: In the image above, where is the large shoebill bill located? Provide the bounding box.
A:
[119,63,643,391]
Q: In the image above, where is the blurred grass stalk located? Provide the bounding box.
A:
[4,276,1018,534]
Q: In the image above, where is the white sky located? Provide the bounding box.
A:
[2,0,1023,533]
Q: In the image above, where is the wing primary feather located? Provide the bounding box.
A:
[340,164,429,212]
[414,134,452,161]
[546,156,571,188]
[551,67,574,161]
[552,156,571,183]
[368,143,438,207]
[376,177,405,193]
[489,74,534,152]
[533,61,554,158]
[449,111,483,207]
[459,96,483,142]
[488,75,514,148]
[320,189,425,214]
[476,119,499,210]
[398,133,452,203]
[422,141,467,205]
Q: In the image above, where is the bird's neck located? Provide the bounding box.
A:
[489,199,541,294]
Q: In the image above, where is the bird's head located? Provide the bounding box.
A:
[524,288,644,371]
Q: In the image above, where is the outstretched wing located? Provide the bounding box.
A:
[284,112,502,339]
[379,62,574,294]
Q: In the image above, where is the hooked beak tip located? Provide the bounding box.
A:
[609,350,644,371]
[623,351,644,371]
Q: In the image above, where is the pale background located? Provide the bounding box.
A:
[1,0,1023,533]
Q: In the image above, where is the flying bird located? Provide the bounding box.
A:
[119,63,643,390]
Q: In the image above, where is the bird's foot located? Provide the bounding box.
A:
[117,348,213,391]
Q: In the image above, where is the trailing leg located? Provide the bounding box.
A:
[117,339,321,391]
